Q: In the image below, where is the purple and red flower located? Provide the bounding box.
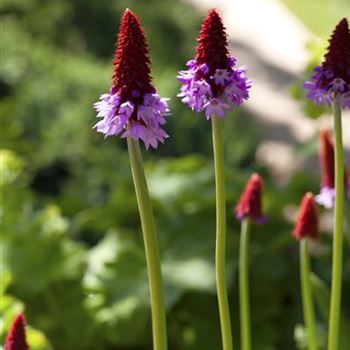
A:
[293,193,319,240]
[315,129,350,208]
[304,18,350,109]
[177,9,251,119]
[4,314,29,350]
[235,173,265,224]
[93,9,170,149]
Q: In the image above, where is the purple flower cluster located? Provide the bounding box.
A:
[94,87,170,149]
[304,66,350,109]
[315,186,336,209]
[316,185,350,209]
[177,58,251,119]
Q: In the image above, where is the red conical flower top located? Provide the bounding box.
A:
[4,314,29,350]
[196,9,230,74]
[293,193,319,240]
[235,173,265,223]
[112,9,154,101]
[323,18,350,84]
[319,129,335,189]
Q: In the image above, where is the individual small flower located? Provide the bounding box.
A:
[304,18,350,109]
[93,9,170,149]
[203,98,230,118]
[315,129,350,208]
[177,9,251,119]
[235,173,265,224]
[4,314,29,350]
[293,193,319,240]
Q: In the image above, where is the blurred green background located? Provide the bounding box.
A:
[1,0,350,349]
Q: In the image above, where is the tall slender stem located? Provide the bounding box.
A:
[127,137,168,350]
[211,116,233,350]
[344,202,350,249]
[328,101,344,350]
[239,218,251,350]
[300,239,318,350]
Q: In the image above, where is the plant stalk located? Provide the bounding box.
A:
[127,137,168,350]
[327,100,344,350]
[300,239,318,350]
[239,217,251,350]
[211,116,233,350]
[344,202,350,249]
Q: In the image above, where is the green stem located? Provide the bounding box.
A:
[300,239,318,350]
[127,138,168,350]
[328,101,344,350]
[211,116,233,350]
[345,202,350,249]
[239,218,251,350]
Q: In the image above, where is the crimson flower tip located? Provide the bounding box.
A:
[4,314,29,350]
[93,10,170,149]
[235,173,265,224]
[196,9,230,72]
[112,9,152,98]
[293,192,319,241]
[177,9,251,119]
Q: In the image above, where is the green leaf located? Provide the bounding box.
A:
[0,149,25,186]
[84,230,150,347]
[4,206,85,295]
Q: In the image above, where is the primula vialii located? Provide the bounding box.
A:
[93,9,170,149]
[90,6,349,350]
[315,129,349,208]
[293,193,319,241]
[304,17,350,350]
[235,173,265,350]
[304,18,350,109]
[178,9,251,350]
[4,314,29,350]
[235,173,265,224]
[93,9,169,350]
[293,193,319,350]
[177,9,251,119]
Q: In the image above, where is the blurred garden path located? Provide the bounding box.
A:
[185,0,350,181]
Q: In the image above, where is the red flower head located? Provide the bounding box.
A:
[235,173,265,224]
[319,129,335,189]
[112,9,154,102]
[323,18,350,86]
[293,193,319,240]
[316,129,350,208]
[93,9,170,149]
[196,9,230,75]
[304,18,350,109]
[177,8,251,118]
[4,314,29,350]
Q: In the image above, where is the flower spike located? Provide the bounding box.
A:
[293,193,319,240]
[196,9,230,73]
[235,173,265,224]
[304,18,350,109]
[177,9,251,119]
[112,9,153,100]
[316,129,350,208]
[4,314,29,350]
[93,9,170,149]
[316,129,336,208]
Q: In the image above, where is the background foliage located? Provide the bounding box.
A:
[1,0,350,349]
